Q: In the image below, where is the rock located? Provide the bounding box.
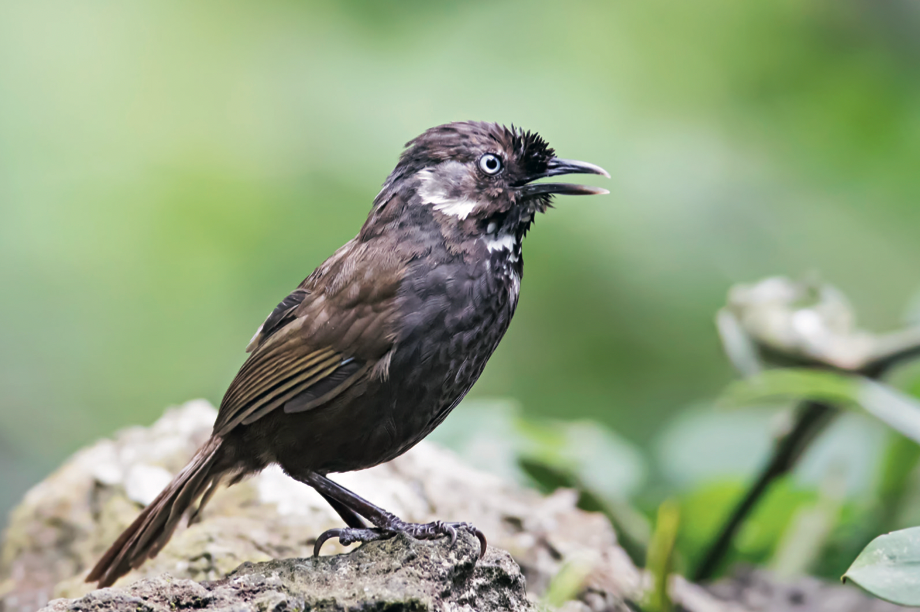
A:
[709,567,914,612]
[40,532,531,612]
[0,399,777,612]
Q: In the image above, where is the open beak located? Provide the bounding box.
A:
[518,158,610,197]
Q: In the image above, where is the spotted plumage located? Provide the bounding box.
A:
[87,121,608,588]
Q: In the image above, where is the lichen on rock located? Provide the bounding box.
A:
[40,533,531,612]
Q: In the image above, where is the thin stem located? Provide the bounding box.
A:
[693,401,835,581]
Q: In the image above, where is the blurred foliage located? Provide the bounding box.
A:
[723,369,920,444]
[679,480,821,575]
[4,0,920,588]
[645,499,680,612]
[542,551,601,610]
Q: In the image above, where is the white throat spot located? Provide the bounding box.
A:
[417,169,481,220]
[483,233,516,253]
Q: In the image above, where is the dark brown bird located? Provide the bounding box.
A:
[87,121,608,587]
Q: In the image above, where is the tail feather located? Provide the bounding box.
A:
[188,478,221,526]
[86,436,224,587]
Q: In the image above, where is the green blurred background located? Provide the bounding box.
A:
[2,0,920,541]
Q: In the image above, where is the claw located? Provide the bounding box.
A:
[439,522,486,557]
[313,528,344,557]
[314,527,395,556]
[314,520,487,560]
[471,526,487,559]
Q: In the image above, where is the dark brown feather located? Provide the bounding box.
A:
[212,238,406,436]
[85,437,224,587]
[245,288,309,352]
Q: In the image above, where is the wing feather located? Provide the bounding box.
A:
[245,288,309,352]
[239,354,344,425]
[212,238,405,438]
[221,346,336,411]
[284,360,370,413]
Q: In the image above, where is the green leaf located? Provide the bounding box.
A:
[770,468,846,577]
[646,499,681,612]
[543,552,599,608]
[721,369,920,445]
[679,480,817,575]
[843,527,920,606]
[856,381,920,446]
[877,433,920,518]
[655,405,775,487]
[719,368,859,409]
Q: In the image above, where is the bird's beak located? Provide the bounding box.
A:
[518,158,610,197]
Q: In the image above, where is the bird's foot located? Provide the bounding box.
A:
[312,527,393,555]
[313,519,487,558]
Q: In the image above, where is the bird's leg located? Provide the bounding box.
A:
[319,492,368,529]
[299,471,486,558]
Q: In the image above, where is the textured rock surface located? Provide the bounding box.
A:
[3,400,896,612]
[0,401,641,611]
[39,532,530,612]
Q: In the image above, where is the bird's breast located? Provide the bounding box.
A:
[395,235,521,352]
[261,236,524,474]
[379,240,520,422]
[481,231,522,308]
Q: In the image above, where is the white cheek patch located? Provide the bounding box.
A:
[417,169,481,220]
[433,198,478,219]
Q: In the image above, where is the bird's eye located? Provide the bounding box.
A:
[478,154,503,175]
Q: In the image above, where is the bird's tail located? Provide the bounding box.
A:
[86,436,226,587]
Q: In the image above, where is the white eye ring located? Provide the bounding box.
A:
[479,153,503,175]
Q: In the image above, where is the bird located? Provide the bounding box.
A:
[86,121,609,587]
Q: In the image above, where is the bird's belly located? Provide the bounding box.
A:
[265,259,518,475]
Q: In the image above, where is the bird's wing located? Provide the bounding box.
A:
[244,288,309,353]
[212,239,404,437]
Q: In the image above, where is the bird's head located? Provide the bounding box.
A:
[366,122,608,242]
